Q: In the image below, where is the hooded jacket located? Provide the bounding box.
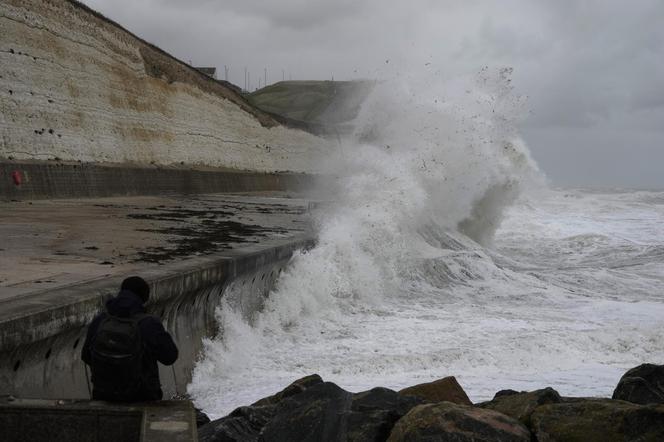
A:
[81,290,178,401]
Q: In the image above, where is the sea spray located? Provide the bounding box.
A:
[188,69,546,417]
[190,185,664,418]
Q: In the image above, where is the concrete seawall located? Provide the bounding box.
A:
[0,160,319,200]
[0,232,314,399]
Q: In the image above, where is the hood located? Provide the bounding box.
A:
[106,290,146,317]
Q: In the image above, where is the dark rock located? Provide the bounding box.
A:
[478,387,562,425]
[195,407,211,427]
[198,374,323,442]
[399,376,472,405]
[261,382,352,441]
[352,387,423,417]
[613,363,664,405]
[493,389,519,399]
[198,404,276,442]
[252,374,323,407]
[348,387,425,442]
[387,402,531,442]
[346,409,395,442]
[530,399,664,442]
[199,378,424,442]
[263,382,424,442]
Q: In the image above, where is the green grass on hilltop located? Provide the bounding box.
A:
[247,80,373,125]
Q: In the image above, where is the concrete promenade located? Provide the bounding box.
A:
[0,192,313,300]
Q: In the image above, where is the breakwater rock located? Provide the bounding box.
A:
[612,363,664,405]
[199,363,664,442]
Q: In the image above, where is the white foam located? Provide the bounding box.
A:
[188,72,664,419]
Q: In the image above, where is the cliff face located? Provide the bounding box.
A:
[0,0,332,172]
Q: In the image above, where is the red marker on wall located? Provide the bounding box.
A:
[12,170,22,186]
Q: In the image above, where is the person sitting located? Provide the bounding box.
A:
[81,276,178,402]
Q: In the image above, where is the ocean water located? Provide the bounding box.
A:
[188,72,664,419]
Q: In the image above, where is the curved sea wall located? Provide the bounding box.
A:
[0,0,333,172]
[0,160,321,200]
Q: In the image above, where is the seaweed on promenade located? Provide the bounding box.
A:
[126,206,292,263]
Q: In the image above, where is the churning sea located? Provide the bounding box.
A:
[187,74,664,418]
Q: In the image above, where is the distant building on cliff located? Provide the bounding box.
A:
[195,67,217,79]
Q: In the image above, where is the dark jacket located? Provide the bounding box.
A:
[82,290,178,401]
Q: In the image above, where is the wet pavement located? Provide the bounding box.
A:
[0,192,314,301]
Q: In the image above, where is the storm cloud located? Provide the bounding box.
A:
[82,0,664,188]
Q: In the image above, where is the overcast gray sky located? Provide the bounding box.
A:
[82,0,664,189]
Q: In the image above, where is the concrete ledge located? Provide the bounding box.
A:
[0,397,197,442]
[0,161,317,200]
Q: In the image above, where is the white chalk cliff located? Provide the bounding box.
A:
[0,0,334,172]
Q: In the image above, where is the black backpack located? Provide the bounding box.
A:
[90,313,147,401]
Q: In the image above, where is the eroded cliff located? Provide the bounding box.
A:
[0,0,333,172]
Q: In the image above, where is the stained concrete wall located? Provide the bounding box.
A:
[0,160,318,200]
[0,0,334,172]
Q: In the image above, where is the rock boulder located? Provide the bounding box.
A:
[198,375,323,442]
[262,383,424,442]
[199,375,424,442]
[260,382,353,441]
[399,376,472,405]
[478,387,562,425]
[198,405,275,442]
[252,374,324,407]
[387,402,531,442]
[612,363,664,405]
[531,399,664,442]
[348,387,425,441]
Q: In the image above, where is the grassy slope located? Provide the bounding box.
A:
[247,80,373,125]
